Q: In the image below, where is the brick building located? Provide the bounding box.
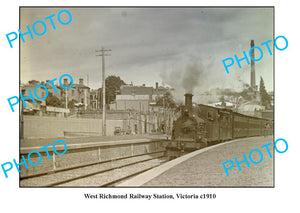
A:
[112,82,171,112]
[63,78,90,110]
[113,95,150,112]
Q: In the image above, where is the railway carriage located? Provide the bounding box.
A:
[164,93,273,157]
[197,104,221,143]
[197,104,233,144]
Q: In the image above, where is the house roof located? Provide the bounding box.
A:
[68,83,90,89]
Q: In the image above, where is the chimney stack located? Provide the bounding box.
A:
[250,40,256,89]
[79,78,84,85]
[63,78,68,87]
[184,93,193,113]
[156,82,158,90]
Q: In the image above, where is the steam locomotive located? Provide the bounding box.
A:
[164,93,273,158]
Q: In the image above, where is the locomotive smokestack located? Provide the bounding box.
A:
[184,93,193,113]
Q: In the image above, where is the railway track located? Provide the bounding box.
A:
[102,156,168,187]
[20,151,168,187]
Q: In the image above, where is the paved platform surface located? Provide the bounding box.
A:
[21,134,168,148]
[125,136,274,187]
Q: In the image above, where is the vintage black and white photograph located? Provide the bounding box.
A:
[19,7,274,187]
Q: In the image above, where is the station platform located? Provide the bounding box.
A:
[20,134,168,178]
[21,134,169,148]
[118,136,274,187]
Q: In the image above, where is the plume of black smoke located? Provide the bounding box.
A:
[160,62,204,101]
[160,61,249,104]
[182,63,203,93]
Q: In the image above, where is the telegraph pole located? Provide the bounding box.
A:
[65,89,68,109]
[96,47,111,136]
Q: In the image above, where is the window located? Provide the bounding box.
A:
[207,112,212,119]
[183,127,191,134]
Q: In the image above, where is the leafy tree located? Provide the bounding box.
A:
[46,93,63,107]
[68,99,78,109]
[259,76,271,109]
[105,75,126,104]
[155,92,176,108]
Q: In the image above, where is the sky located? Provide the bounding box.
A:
[20,7,274,102]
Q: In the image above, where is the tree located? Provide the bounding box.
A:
[46,93,63,107]
[28,80,40,85]
[155,92,177,108]
[68,99,78,109]
[105,75,126,104]
[259,76,271,109]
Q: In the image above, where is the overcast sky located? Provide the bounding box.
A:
[20,7,274,100]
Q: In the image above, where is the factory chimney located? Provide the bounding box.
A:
[250,40,256,89]
[184,93,193,113]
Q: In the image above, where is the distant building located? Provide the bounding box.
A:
[268,91,274,107]
[90,89,101,109]
[21,78,92,111]
[20,81,53,115]
[120,82,170,99]
[208,101,235,109]
[121,83,153,96]
[237,101,265,117]
[113,95,150,112]
[113,82,172,112]
[21,80,62,101]
[45,80,63,98]
[65,78,90,110]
